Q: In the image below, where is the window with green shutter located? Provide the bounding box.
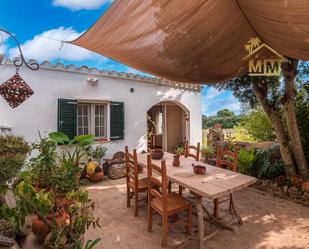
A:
[58,99,124,141]
[57,99,77,139]
[110,102,124,140]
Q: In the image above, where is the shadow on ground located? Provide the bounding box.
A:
[84,178,309,249]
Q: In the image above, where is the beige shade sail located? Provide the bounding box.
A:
[71,0,309,83]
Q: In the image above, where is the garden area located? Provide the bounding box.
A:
[202,62,309,208]
[0,1,309,248]
[0,132,107,249]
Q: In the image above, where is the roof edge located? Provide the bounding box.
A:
[2,57,202,92]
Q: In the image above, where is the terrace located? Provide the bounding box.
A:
[0,1,309,249]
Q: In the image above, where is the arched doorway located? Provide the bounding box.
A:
[147,101,190,152]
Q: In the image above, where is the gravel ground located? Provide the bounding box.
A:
[83,178,309,249]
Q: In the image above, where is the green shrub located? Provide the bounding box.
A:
[232,125,254,142]
[252,144,285,179]
[0,135,30,185]
[237,148,255,175]
[239,108,276,142]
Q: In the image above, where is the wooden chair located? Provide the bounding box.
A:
[184,141,200,161]
[125,146,148,217]
[178,141,200,196]
[147,155,192,248]
[213,147,241,223]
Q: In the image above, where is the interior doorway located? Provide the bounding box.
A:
[147,101,189,153]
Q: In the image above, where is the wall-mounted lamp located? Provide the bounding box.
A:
[87,77,99,86]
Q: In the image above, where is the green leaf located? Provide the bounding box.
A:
[86,238,101,249]
[72,135,95,146]
[49,132,70,144]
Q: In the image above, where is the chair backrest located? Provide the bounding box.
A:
[184,141,200,161]
[125,146,139,189]
[216,147,238,171]
[147,154,168,213]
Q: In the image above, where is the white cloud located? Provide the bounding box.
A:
[0,32,9,54]
[52,0,112,11]
[204,87,221,100]
[9,27,106,62]
[202,86,241,116]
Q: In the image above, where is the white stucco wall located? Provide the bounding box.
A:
[0,63,202,158]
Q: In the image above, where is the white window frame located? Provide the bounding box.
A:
[77,101,110,139]
[77,103,91,136]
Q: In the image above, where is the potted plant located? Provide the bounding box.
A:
[44,189,100,249]
[86,146,107,182]
[0,135,30,188]
[50,162,80,208]
[1,132,100,248]
[0,135,30,244]
[85,160,104,182]
[49,132,95,168]
[89,146,107,166]
[173,146,184,167]
[14,180,59,242]
[27,136,58,189]
[14,180,99,246]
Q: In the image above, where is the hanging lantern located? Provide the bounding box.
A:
[0,29,39,108]
[0,72,34,108]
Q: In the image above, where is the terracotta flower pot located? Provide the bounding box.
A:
[89,171,104,182]
[32,208,68,242]
[151,149,164,160]
[173,155,180,167]
[32,217,50,242]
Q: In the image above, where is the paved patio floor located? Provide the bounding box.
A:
[83,178,309,249]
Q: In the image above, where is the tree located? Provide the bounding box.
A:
[281,60,309,179]
[217,109,235,117]
[214,60,309,180]
[295,83,309,163]
[202,115,240,129]
[240,108,276,142]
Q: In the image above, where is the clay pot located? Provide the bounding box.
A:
[302,182,309,193]
[89,171,104,182]
[173,155,180,167]
[32,208,68,242]
[32,218,50,242]
[151,149,164,160]
[192,164,206,175]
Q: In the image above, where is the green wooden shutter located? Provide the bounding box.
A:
[57,99,77,139]
[110,101,124,140]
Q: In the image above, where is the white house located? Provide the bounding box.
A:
[0,59,202,157]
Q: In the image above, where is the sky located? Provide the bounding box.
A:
[0,0,241,116]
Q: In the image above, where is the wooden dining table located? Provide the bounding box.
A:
[137,152,256,249]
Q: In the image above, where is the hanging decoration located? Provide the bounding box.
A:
[0,29,39,108]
